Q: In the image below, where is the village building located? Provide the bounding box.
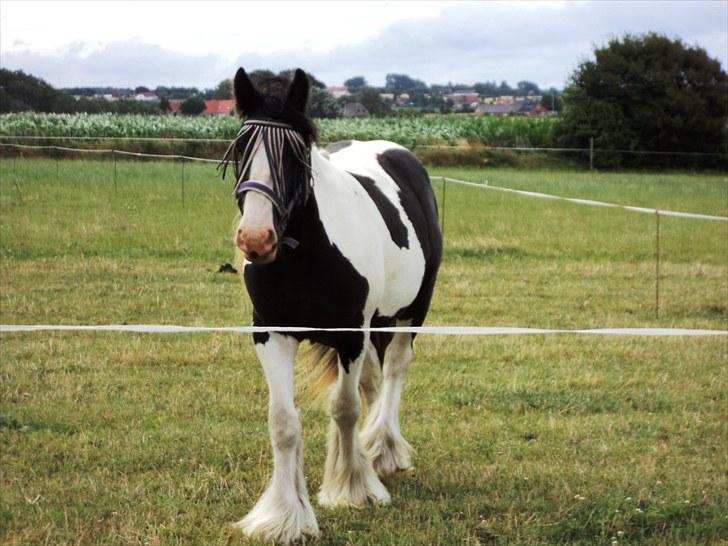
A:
[474,100,546,117]
[134,91,159,102]
[444,91,480,105]
[327,86,350,99]
[342,102,370,118]
[202,99,236,116]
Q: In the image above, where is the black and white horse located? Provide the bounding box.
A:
[221,68,442,543]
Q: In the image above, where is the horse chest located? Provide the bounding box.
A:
[244,241,369,328]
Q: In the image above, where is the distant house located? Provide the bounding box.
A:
[474,100,548,117]
[343,102,369,118]
[134,91,159,102]
[525,104,548,117]
[327,86,350,99]
[445,91,480,105]
[168,100,183,115]
[394,93,411,106]
[474,103,521,116]
[203,99,236,116]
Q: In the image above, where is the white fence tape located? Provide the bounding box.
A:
[1,324,725,336]
[433,176,728,222]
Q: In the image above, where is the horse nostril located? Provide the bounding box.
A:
[248,250,259,259]
[266,230,275,244]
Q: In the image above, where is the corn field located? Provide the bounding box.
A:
[0,113,559,147]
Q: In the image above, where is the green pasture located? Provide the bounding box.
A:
[1,158,726,545]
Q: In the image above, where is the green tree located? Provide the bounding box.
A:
[355,86,387,116]
[309,87,341,118]
[159,96,171,114]
[474,81,498,97]
[517,80,540,95]
[385,73,427,94]
[212,79,232,99]
[344,76,367,92]
[540,91,562,112]
[180,95,206,115]
[558,33,728,167]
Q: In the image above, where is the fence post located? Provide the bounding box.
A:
[180,156,185,207]
[113,150,118,195]
[441,177,447,238]
[655,211,661,318]
[589,137,594,171]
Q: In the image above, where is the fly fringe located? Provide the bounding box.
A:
[218,120,312,212]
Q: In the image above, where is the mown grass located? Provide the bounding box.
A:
[1,158,727,545]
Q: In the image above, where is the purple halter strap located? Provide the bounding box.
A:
[234,179,289,217]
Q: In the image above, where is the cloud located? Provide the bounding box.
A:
[1,1,725,89]
[2,39,228,88]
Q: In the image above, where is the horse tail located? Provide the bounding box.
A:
[297,343,339,406]
[297,342,382,410]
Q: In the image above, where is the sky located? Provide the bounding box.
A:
[1,0,726,90]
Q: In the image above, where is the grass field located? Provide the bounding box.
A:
[1,158,727,545]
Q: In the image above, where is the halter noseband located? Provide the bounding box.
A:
[234,180,288,218]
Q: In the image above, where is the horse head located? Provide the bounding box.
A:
[221,67,317,264]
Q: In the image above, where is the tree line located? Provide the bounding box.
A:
[0,67,559,118]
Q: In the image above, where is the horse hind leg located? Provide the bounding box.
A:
[359,341,383,409]
[361,325,415,478]
[233,333,318,544]
[318,340,390,508]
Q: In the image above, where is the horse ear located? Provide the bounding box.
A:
[234,67,261,115]
[287,68,310,113]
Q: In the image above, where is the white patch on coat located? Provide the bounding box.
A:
[312,142,426,318]
[237,142,275,237]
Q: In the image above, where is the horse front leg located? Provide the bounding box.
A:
[318,333,391,507]
[234,333,318,544]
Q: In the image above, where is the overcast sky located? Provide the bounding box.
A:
[1,0,725,90]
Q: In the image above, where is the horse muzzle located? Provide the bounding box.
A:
[237,228,278,264]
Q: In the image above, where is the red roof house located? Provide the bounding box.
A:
[203,99,236,116]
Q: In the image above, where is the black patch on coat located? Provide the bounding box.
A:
[370,312,395,364]
[376,149,442,331]
[244,195,368,371]
[350,173,409,249]
[325,140,353,153]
